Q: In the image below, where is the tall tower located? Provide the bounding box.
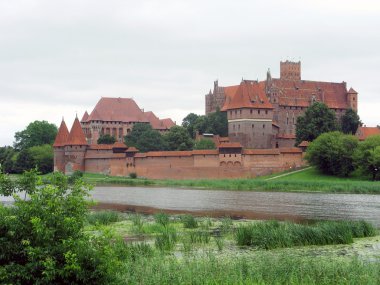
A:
[347,87,358,112]
[280,60,301,81]
[53,119,69,172]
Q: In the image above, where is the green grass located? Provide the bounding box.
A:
[78,168,380,194]
[86,213,380,284]
[86,210,122,225]
[235,220,377,249]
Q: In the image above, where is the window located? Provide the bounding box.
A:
[238,124,240,130]
[263,124,265,128]
[250,109,252,114]
[265,110,268,115]
[235,110,237,115]
[252,124,254,128]
[240,110,242,115]
[258,110,261,114]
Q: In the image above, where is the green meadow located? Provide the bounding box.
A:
[77,167,380,194]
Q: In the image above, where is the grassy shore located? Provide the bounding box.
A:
[80,168,380,194]
[85,211,380,284]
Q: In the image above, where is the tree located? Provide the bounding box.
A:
[14,120,57,151]
[124,123,167,152]
[193,139,216,150]
[0,170,120,284]
[305,131,358,176]
[0,146,15,173]
[164,126,194,151]
[207,108,228,137]
[182,113,200,138]
[296,102,338,145]
[28,144,54,174]
[340,108,361,135]
[353,135,380,180]
[97,134,116,144]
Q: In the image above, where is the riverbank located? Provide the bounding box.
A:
[85,211,380,284]
[81,168,380,194]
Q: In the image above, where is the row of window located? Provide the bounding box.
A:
[229,109,269,116]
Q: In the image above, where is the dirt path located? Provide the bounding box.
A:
[265,167,312,181]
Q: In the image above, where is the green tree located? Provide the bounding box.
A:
[182,113,200,138]
[207,108,228,137]
[305,131,358,176]
[14,120,57,151]
[193,139,216,150]
[124,123,167,152]
[340,108,361,134]
[296,102,338,145]
[353,135,380,180]
[97,134,116,144]
[164,126,194,151]
[0,146,15,173]
[13,148,35,173]
[28,144,54,174]
[0,170,120,284]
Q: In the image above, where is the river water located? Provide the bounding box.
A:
[91,186,380,227]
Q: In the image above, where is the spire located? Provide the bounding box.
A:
[53,118,70,147]
[67,117,88,146]
[348,87,357,94]
[81,111,89,122]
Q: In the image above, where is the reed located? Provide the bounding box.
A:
[180,214,198,229]
[86,210,121,225]
[235,220,377,249]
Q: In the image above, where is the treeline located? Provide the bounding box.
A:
[306,132,380,180]
[0,121,57,174]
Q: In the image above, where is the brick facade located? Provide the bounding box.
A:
[205,61,358,148]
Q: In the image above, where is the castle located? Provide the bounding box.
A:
[205,61,358,148]
[80,97,175,144]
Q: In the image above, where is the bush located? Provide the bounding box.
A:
[68,170,84,184]
[87,210,121,225]
[235,220,376,249]
[0,170,122,284]
[129,172,137,179]
[306,131,358,176]
[180,214,198,228]
[154,212,170,226]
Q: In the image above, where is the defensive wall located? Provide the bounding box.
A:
[60,144,305,179]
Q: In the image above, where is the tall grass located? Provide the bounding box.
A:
[155,226,178,251]
[235,220,377,249]
[180,214,198,229]
[121,252,380,284]
[154,212,170,226]
[87,210,121,225]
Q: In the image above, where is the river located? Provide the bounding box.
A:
[91,186,380,227]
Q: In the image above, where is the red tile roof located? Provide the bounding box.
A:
[161,118,175,129]
[126,146,139,152]
[135,151,193,158]
[279,147,302,153]
[218,142,243,148]
[88,144,114,150]
[222,81,273,111]
[53,119,70,147]
[81,111,89,122]
[112,142,128,149]
[357,126,380,141]
[243,149,280,155]
[192,150,219,155]
[67,117,88,145]
[272,79,349,109]
[348,87,357,94]
[298,141,310,147]
[276,134,296,139]
[87,97,149,123]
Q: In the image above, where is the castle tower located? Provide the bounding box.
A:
[64,116,88,174]
[280,60,301,81]
[347,87,358,112]
[53,119,69,172]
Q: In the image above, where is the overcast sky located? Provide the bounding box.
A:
[1,0,379,146]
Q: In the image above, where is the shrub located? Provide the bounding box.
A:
[87,210,121,225]
[180,214,198,228]
[68,170,84,184]
[129,172,137,179]
[154,212,170,226]
[0,170,122,284]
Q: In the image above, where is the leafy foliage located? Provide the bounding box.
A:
[340,108,361,134]
[124,123,167,152]
[0,170,121,284]
[353,135,380,180]
[97,134,116,144]
[295,102,338,145]
[164,126,194,151]
[306,132,358,176]
[14,120,57,151]
[0,146,16,173]
[182,108,228,138]
[193,139,216,150]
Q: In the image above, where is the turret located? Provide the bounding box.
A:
[280,60,301,81]
[64,116,88,174]
[347,87,358,112]
[53,118,69,172]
